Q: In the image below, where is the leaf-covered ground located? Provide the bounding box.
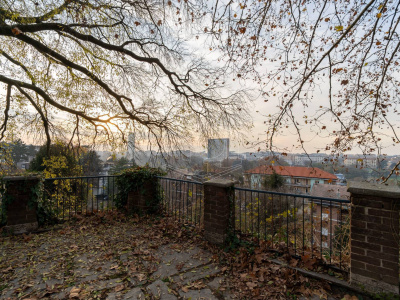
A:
[0,213,360,299]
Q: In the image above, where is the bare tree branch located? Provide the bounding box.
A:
[15,85,51,152]
[0,84,11,141]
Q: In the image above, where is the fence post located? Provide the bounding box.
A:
[347,181,400,295]
[2,176,40,234]
[127,179,158,214]
[203,179,235,245]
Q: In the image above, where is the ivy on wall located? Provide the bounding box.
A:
[0,173,58,227]
[0,176,11,226]
[114,166,165,214]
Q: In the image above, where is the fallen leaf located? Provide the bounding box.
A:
[246,281,257,289]
[342,295,358,300]
[136,273,146,281]
[23,233,32,242]
[114,284,124,292]
[289,259,298,267]
[2,266,12,273]
[69,287,81,298]
[176,262,185,271]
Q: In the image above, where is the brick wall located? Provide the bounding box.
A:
[127,181,157,214]
[348,182,400,294]
[3,176,40,234]
[203,179,235,245]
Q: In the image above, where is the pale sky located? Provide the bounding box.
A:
[2,1,399,156]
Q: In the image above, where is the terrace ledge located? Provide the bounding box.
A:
[347,181,400,199]
[204,178,235,188]
[2,175,41,181]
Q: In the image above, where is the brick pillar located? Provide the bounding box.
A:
[3,176,40,234]
[348,182,400,294]
[204,179,235,245]
[127,180,158,214]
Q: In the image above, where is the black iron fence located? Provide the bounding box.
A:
[1,175,350,270]
[43,175,119,221]
[157,177,204,227]
[156,179,350,270]
[234,187,350,270]
[0,196,4,226]
[41,176,204,226]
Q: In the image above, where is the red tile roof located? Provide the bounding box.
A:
[245,165,338,180]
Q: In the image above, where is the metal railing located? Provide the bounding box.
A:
[43,175,119,221]
[1,174,350,271]
[0,196,4,226]
[234,187,350,270]
[157,177,204,227]
[1,175,205,225]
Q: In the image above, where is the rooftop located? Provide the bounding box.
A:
[310,184,350,200]
[245,166,338,180]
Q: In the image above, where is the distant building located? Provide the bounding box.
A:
[334,173,347,185]
[228,151,244,160]
[208,138,229,161]
[17,161,30,170]
[244,166,338,194]
[311,184,350,249]
[243,151,271,161]
[127,133,135,161]
[96,151,113,162]
[343,154,377,168]
[293,154,328,166]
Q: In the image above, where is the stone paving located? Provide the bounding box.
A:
[1,242,228,299]
[0,216,359,300]
[0,220,232,300]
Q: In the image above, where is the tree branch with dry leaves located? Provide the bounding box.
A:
[208,0,400,181]
[0,0,250,152]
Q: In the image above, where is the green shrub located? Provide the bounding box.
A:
[114,166,165,213]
